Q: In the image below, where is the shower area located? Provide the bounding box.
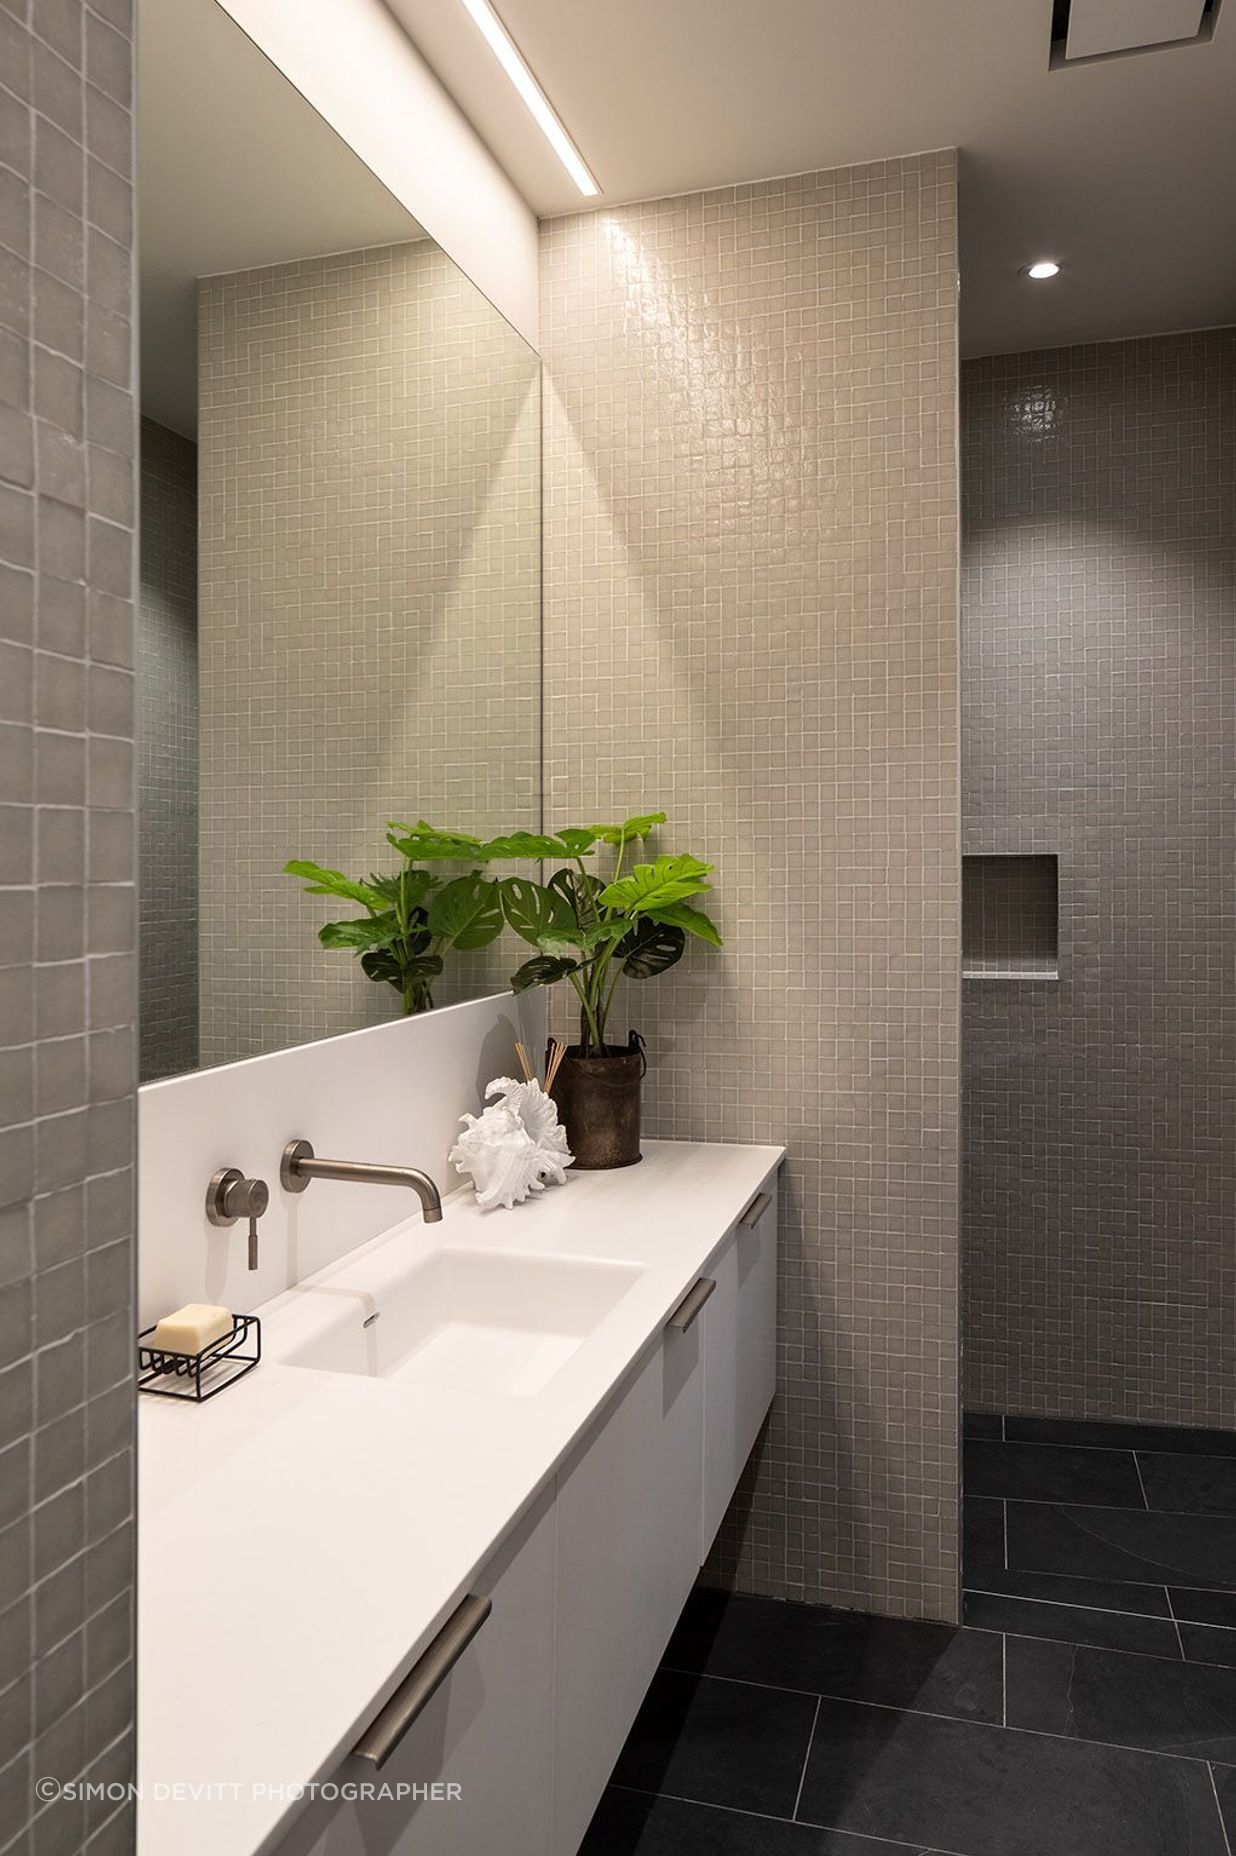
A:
[961,327,1236,1598]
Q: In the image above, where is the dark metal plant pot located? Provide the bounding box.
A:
[551,1033,645,1170]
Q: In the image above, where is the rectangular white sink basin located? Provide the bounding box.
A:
[278,1247,646,1398]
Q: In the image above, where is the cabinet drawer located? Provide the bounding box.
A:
[271,1487,556,1856]
[701,1175,778,1553]
[552,1321,705,1856]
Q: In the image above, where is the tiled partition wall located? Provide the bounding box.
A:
[541,154,962,1619]
[0,0,138,1846]
[962,330,1236,1426]
[137,415,197,1082]
[197,240,540,1067]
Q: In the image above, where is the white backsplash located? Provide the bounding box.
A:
[137,992,546,1329]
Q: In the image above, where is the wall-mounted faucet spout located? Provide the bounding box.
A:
[280,1139,443,1224]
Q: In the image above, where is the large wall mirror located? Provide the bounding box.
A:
[137,0,541,1083]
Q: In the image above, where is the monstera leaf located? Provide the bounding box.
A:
[616,917,686,978]
[360,949,443,993]
[599,854,713,915]
[284,860,389,913]
[478,831,572,862]
[426,876,503,950]
[499,876,578,946]
[535,922,627,961]
[510,953,580,993]
[318,917,401,951]
[588,812,667,847]
[364,869,435,913]
[386,822,486,863]
[644,899,722,947]
[547,866,605,918]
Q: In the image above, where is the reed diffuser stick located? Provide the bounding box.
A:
[544,1038,566,1095]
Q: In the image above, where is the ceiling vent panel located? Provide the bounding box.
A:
[1053,0,1218,63]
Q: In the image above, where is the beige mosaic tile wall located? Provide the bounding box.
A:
[198,240,540,1066]
[541,154,962,1619]
[962,331,1236,1426]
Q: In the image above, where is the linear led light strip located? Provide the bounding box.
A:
[459,0,600,196]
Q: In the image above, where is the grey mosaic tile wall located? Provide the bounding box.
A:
[197,240,541,1067]
[0,0,137,1845]
[962,329,1236,1426]
[541,154,962,1621]
[137,415,196,1082]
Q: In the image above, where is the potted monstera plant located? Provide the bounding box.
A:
[497,811,721,1167]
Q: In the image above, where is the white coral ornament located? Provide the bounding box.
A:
[449,1077,574,1212]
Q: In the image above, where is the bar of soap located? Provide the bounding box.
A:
[151,1303,233,1356]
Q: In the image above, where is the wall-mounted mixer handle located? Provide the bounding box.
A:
[205,1169,270,1271]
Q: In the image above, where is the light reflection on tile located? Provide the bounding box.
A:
[198,242,542,1065]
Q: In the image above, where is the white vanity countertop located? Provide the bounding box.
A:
[136,1138,783,1856]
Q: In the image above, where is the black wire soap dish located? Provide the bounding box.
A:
[137,1315,261,1402]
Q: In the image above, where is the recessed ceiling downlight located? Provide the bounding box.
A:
[1026,260,1062,280]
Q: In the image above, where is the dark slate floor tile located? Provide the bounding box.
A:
[1006,1635,1236,1762]
[580,1788,942,1855]
[964,1412,1003,1440]
[963,1496,1005,1574]
[1172,1590,1236,1629]
[796,1700,1227,1856]
[967,1566,1172,1617]
[1006,1417,1236,1458]
[1007,1502,1236,1589]
[610,1669,817,1819]
[1180,1625,1236,1669]
[966,1440,1145,1508]
[963,1589,1182,1657]
[1140,1454,1236,1518]
[664,1589,1002,1724]
[1212,1763,1236,1846]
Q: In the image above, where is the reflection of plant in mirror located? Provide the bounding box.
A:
[283,848,502,1016]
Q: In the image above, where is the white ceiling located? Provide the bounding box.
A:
[387,0,1236,357]
[139,0,424,436]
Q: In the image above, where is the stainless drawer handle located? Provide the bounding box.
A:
[352,1593,491,1769]
[667,1276,716,1333]
[739,1190,771,1230]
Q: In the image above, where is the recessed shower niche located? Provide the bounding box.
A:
[962,854,1059,980]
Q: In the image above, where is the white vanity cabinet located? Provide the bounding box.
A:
[551,1315,706,1856]
[270,1488,557,1856]
[263,1165,779,1856]
[701,1178,779,1553]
